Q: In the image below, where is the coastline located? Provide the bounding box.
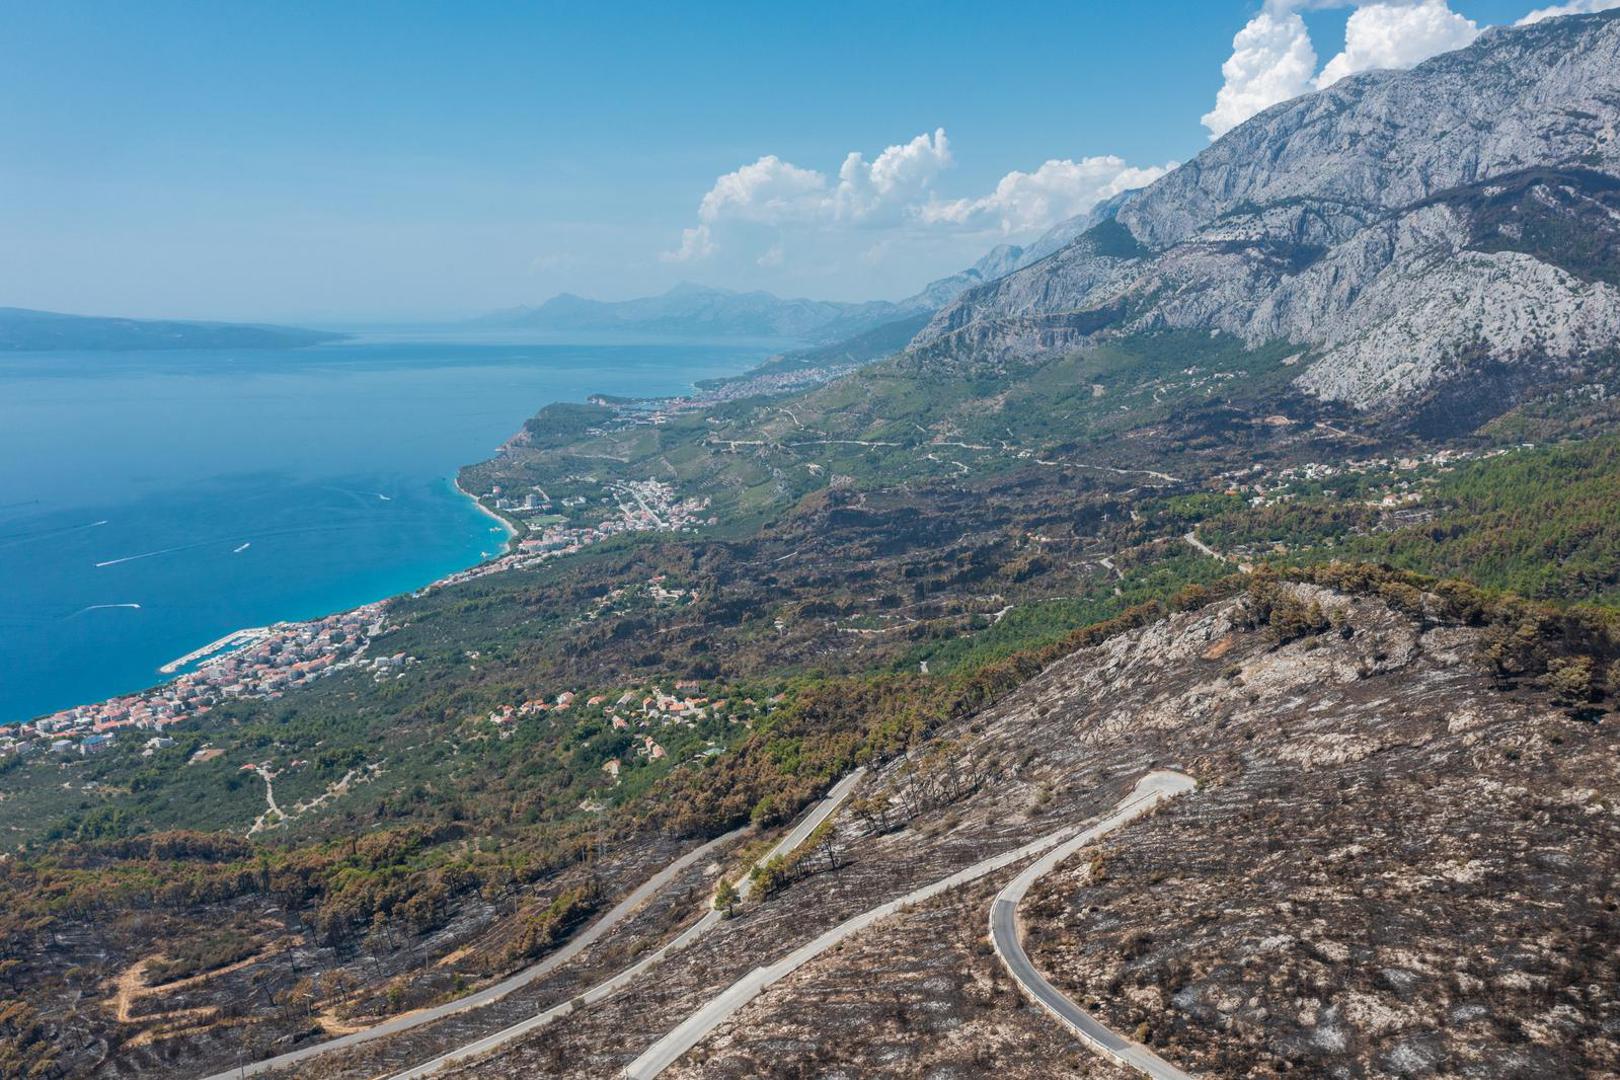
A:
[7,348,797,733]
[8,476,522,731]
[14,423,619,733]
[1,335,790,731]
[453,473,520,557]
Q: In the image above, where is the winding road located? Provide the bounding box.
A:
[200,824,748,1080]
[624,769,1194,1079]
[384,767,868,1079]
[990,769,1196,1079]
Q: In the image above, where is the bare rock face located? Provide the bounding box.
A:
[909,11,1620,421]
[974,588,1619,1078]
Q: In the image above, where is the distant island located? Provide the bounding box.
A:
[471,281,923,344]
[0,306,347,351]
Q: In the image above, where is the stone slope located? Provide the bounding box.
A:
[910,11,1620,421]
[426,582,1616,1079]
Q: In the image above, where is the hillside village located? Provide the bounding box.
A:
[480,681,784,792]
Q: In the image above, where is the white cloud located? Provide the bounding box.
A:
[1317,1,1478,88]
[664,130,953,261]
[1517,0,1620,24]
[920,156,1174,233]
[688,129,951,232]
[1201,3,1318,139]
[695,155,828,227]
[662,129,1164,274]
[1203,1,1489,138]
[660,224,715,263]
[832,129,953,223]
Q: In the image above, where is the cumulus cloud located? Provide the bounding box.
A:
[1202,1,1486,139]
[663,128,1165,268]
[831,129,953,223]
[1517,0,1620,24]
[667,127,1166,268]
[1317,1,1478,88]
[695,155,828,227]
[1201,3,1318,139]
[688,129,950,232]
[660,224,715,263]
[919,156,1174,233]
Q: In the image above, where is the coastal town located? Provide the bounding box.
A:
[0,603,387,760]
[2,468,718,758]
[3,350,849,759]
[420,476,714,594]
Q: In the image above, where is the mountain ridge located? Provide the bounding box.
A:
[909,10,1620,425]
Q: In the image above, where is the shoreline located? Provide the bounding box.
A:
[453,473,520,557]
[7,352,802,732]
[7,476,527,730]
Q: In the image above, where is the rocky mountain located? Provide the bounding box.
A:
[0,307,345,351]
[905,190,1140,310]
[902,243,1028,310]
[910,11,1620,427]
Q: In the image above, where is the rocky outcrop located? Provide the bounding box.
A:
[909,11,1620,418]
[903,189,1140,311]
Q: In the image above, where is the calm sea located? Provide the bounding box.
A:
[0,333,777,723]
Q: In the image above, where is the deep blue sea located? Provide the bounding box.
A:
[0,333,777,723]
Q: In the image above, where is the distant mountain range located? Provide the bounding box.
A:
[473,282,922,344]
[0,307,345,352]
[909,10,1620,429]
[474,196,1140,345]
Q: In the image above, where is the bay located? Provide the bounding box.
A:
[0,333,778,723]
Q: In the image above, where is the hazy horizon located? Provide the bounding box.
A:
[0,0,1582,324]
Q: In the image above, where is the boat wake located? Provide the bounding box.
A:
[233,542,251,553]
[70,603,142,616]
[0,517,109,550]
[96,543,193,568]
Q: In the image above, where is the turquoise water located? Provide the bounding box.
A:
[0,334,776,723]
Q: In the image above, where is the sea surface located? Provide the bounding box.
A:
[0,333,778,723]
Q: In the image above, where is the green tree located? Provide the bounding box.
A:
[713,878,739,917]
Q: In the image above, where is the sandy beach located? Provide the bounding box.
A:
[453,474,519,556]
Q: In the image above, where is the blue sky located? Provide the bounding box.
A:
[0,0,1591,322]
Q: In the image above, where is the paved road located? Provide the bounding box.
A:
[624,771,1190,1079]
[1183,530,1224,562]
[990,769,1196,1080]
[386,767,867,1079]
[200,825,746,1080]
